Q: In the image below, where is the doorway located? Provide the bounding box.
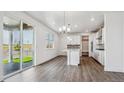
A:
[82,35,89,56]
[2,16,34,77]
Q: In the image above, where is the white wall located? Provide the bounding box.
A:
[104,13,124,72]
[59,34,68,51]
[35,25,59,64]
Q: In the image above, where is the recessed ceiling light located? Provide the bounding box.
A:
[74,25,78,28]
[67,28,71,32]
[59,28,62,32]
[91,17,95,21]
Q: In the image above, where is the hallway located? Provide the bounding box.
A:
[4,56,124,82]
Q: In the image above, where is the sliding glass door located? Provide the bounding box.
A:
[22,22,34,68]
[2,17,21,76]
[2,16,34,76]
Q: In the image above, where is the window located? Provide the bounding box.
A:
[46,33,54,49]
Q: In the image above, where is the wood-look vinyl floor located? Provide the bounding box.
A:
[4,56,124,82]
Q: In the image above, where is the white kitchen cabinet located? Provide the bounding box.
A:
[89,27,105,66]
[94,50,104,65]
[67,46,80,66]
[98,51,104,65]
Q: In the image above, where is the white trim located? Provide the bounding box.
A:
[33,27,37,66]
[0,12,4,81]
[20,20,23,70]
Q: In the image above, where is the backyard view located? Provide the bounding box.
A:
[22,27,33,69]
[2,16,34,76]
[2,42,33,64]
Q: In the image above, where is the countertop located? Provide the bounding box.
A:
[67,44,80,49]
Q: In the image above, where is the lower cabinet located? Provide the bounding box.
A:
[93,51,104,65]
[98,51,104,65]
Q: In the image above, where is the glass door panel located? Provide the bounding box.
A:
[2,16,21,76]
[22,23,34,68]
[2,17,34,77]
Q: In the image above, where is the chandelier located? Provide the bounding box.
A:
[59,12,71,33]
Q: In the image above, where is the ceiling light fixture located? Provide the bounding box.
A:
[62,25,66,31]
[91,17,95,21]
[59,24,71,33]
[67,28,71,32]
[67,24,71,32]
[74,25,78,28]
[59,27,62,32]
[59,12,71,34]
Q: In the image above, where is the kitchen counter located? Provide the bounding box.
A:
[96,48,104,51]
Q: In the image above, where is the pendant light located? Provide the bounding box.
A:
[59,11,71,33]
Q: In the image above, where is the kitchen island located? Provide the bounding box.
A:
[67,45,80,65]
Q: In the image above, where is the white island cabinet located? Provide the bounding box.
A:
[67,45,80,65]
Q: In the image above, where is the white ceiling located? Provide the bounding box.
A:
[25,11,104,33]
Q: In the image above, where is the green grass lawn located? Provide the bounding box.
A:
[3,56,32,64]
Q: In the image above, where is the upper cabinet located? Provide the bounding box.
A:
[95,27,104,50]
